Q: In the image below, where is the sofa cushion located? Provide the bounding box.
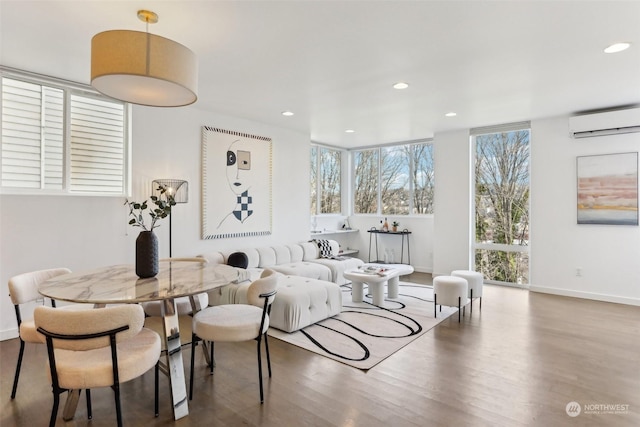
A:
[256,247,277,267]
[273,245,292,264]
[287,244,304,262]
[269,275,342,332]
[300,241,319,261]
[310,256,365,285]
[270,262,331,282]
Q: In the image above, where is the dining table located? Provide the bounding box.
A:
[38,260,242,421]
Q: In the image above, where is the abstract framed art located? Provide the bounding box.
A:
[576,152,638,225]
[202,126,272,239]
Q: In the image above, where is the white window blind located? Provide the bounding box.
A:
[1,69,129,195]
[1,78,64,189]
[70,95,125,193]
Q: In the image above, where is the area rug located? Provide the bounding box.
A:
[268,282,457,370]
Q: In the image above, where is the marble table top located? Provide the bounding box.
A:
[39,261,241,305]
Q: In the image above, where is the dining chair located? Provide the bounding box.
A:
[34,304,161,427]
[142,257,209,349]
[189,268,278,403]
[7,267,71,399]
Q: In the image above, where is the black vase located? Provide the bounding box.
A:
[136,231,159,278]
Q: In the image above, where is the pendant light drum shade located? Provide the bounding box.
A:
[91,30,198,107]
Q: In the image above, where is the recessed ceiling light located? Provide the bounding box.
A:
[445,112,457,117]
[393,82,409,89]
[281,111,294,116]
[345,129,355,133]
[604,42,631,53]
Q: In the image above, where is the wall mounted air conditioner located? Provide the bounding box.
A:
[569,107,640,138]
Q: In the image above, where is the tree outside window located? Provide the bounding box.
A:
[353,142,433,215]
[474,129,530,284]
[310,145,341,215]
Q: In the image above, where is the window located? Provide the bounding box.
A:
[353,141,433,215]
[310,145,342,214]
[1,69,129,195]
[472,123,530,285]
[353,149,378,214]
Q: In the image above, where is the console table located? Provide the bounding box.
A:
[367,228,412,264]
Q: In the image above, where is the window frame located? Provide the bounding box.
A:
[471,122,531,287]
[310,143,344,216]
[0,66,131,197]
[350,140,434,217]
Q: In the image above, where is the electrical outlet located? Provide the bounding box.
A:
[576,267,582,277]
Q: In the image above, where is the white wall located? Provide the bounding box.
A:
[529,116,640,305]
[429,118,639,305]
[0,104,311,339]
[432,129,472,276]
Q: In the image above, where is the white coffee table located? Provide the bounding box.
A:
[344,266,403,306]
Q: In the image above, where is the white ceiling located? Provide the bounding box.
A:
[2,1,639,148]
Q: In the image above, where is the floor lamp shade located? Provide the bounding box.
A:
[152,179,188,203]
[152,179,188,258]
[91,30,198,107]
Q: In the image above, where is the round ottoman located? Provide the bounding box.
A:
[433,275,469,322]
[451,270,484,312]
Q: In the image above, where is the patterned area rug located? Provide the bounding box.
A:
[268,282,457,370]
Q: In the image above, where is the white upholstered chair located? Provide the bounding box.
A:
[34,304,161,427]
[433,275,469,322]
[189,269,278,403]
[7,267,71,399]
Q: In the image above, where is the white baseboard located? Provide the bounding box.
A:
[530,285,640,306]
[1,328,19,342]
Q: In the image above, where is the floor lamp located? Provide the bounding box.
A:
[152,179,188,258]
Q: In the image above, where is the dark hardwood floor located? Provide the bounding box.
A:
[2,273,639,426]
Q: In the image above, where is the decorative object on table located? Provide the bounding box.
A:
[382,217,389,232]
[392,221,399,232]
[576,152,638,225]
[152,179,188,257]
[202,126,272,239]
[125,185,175,278]
[90,9,198,107]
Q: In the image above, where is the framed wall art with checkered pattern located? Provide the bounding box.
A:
[202,126,272,239]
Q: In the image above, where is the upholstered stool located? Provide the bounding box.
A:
[451,270,484,313]
[433,275,469,322]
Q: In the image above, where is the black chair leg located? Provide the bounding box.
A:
[210,341,215,373]
[154,363,159,417]
[189,335,196,401]
[458,297,461,322]
[470,289,474,313]
[86,389,92,419]
[264,333,272,378]
[257,338,264,403]
[434,294,437,318]
[11,339,26,399]
[114,381,123,427]
[49,391,60,427]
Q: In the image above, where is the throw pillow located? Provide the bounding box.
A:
[313,239,333,258]
[227,252,248,269]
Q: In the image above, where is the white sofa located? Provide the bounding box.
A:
[199,239,363,332]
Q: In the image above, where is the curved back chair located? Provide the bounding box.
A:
[7,267,71,399]
[34,304,161,427]
[189,268,278,403]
